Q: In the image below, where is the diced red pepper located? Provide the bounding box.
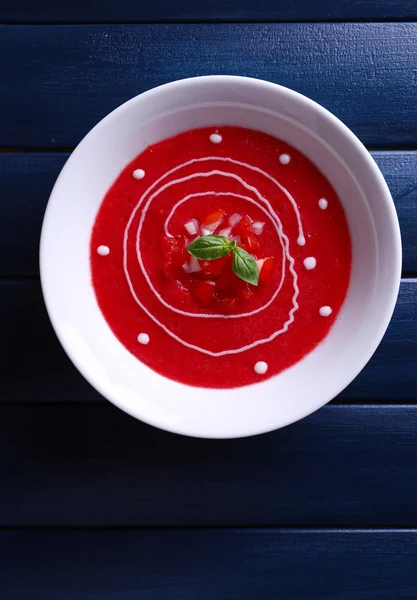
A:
[202,209,225,227]
[257,257,275,283]
[200,209,225,235]
[192,280,216,305]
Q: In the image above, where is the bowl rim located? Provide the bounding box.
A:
[40,75,402,438]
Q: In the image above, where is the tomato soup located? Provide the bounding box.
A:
[90,126,351,388]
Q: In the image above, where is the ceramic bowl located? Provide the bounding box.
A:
[40,76,401,438]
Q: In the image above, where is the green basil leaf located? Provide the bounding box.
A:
[232,246,259,286]
[187,235,232,260]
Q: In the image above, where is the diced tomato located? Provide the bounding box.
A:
[246,232,260,252]
[216,297,238,312]
[202,209,225,227]
[257,256,275,283]
[216,268,238,290]
[239,215,253,236]
[198,255,229,277]
[238,284,254,302]
[240,243,250,253]
[192,280,216,305]
[238,216,260,251]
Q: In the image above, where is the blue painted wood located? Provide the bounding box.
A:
[0,154,67,276]
[2,529,417,599]
[0,24,416,148]
[1,151,416,276]
[375,152,417,275]
[2,405,417,526]
[0,281,103,403]
[3,0,417,22]
[0,280,415,403]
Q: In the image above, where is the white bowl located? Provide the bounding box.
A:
[40,75,401,439]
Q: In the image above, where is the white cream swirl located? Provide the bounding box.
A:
[123,156,305,357]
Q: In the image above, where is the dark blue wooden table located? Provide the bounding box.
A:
[2,2,417,598]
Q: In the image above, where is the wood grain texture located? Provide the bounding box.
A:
[2,405,417,526]
[1,24,417,148]
[2,529,417,599]
[375,152,417,275]
[1,151,416,276]
[0,153,67,276]
[3,0,417,22]
[1,280,416,403]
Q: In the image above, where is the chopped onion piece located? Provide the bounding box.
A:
[184,219,199,236]
[218,227,232,238]
[189,256,201,272]
[201,220,223,236]
[182,256,201,274]
[252,221,265,235]
[228,213,242,227]
[230,235,241,246]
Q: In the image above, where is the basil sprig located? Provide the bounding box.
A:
[187,235,259,286]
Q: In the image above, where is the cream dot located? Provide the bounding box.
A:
[319,306,332,317]
[209,133,222,144]
[137,333,150,345]
[279,153,291,165]
[254,361,268,375]
[133,169,145,180]
[318,198,328,210]
[297,235,306,246]
[97,245,110,256]
[303,257,317,270]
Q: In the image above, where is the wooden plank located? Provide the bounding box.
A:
[0,281,103,403]
[2,530,417,599]
[0,153,67,277]
[0,24,416,148]
[2,405,417,526]
[3,0,417,23]
[375,152,417,275]
[0,280,416,403]
[1,151,416,277]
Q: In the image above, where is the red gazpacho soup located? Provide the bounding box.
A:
[90,126,351,388]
